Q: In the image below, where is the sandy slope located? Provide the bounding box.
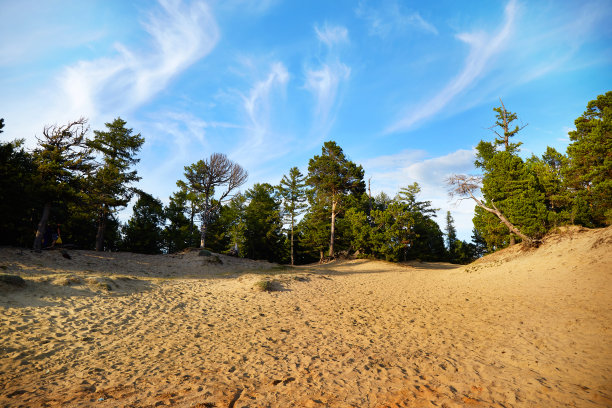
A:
[0,226,610,407]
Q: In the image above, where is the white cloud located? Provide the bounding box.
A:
[59,0,219,119]
[2,0,220,146]
[241,62,289,146]
[355,0,438,38]
[304,62,351,129]
[386,0,517,134]
[315,23,349,48]
[303,23,352,142]
[224,62,292,172]
[361,148,478,240]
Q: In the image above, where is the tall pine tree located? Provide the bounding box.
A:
[88,117,144,251]
[307,141,365,257]
[565,91,612,226]
[278,167,308,265]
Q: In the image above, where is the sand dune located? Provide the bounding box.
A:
[1,226,611,407]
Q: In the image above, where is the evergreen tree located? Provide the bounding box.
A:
[163,190,199,253]
[453,240,478,264]
[121,192,166,254]
[490,98,526,153]
[244,183,284,262]
[278,167,308,265]
[470,102,547,248]
[0,127,39,247]
[181,153,247,248]
[527,147,571,227]
[31,118,93,251]
[224,194,248,256]
[445,211,458,260]
[565,91,612,226]
[471,227,488,258]
[307,141,365,257]
[299,192,330,263]
[88,117,144,251]
[371,201,415,261]
[175,179,205,248]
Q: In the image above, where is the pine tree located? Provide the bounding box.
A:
[469,101,547,248]
[244,183,284,262]
[278,167,308,265]
[445,211,458,260]
[121,192,166,254]
[32,118,93,251]
[0,122,38,247]
[307,141,365,257]
[163,191,200,253]
[88,117,144,251]
[565,91,612,226]
[182,153,247,248]
[299,192,330,263]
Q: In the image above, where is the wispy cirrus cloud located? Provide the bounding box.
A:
[226,61,291,172]
[355,0,438,38]
[304,23,351,142]
[241,62,289,145]
[386,0,517,134]
[304,62,351,131]
[315,23,349,48]
[60,0,219,120]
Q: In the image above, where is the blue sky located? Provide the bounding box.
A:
[1,0,611,240]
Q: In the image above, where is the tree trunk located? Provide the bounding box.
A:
[471,194,533,245]
[329,199,337,258]
[509,234,516,246]
[33,202,52,251]
[95,206,107,251]
[200,223,207,248]
[319,249,324,263]
[290,220,295,266]
[189,205,195,247]
[95,215,107,251]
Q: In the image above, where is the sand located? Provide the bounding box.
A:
[1,226,611,407]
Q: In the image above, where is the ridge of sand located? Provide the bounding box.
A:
[1,226,611,407]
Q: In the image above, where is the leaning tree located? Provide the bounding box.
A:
[446,174,535,246]
[32,118,93,251]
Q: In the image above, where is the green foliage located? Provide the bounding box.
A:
[445,211,458,261]
[344,183,446,262]
[88,118,144,250]
[453,240,479,264]
[244,183,285,262]
[565,91,612,226]
[307,141,365,256]
[163,190,200,253]
[297,197,330,263]
[491,101,524,153]
[181,153,247,248]
[121,192,166,254]
[472,103,548,250]
[0,137,38,246]
[31,118,94,250]
[278,167,307,265]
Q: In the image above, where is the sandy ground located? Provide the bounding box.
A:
[0,226,611,407]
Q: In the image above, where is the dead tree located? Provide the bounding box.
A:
[446,174,535,246]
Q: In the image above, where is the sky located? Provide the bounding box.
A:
[1,0,611,241]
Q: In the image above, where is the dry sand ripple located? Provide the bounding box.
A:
[1,226,611,407]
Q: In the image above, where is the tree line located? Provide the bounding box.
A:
[1,91,609,264]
